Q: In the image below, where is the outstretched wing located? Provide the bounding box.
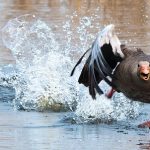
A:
[71,24,124,99]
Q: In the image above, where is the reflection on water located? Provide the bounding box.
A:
[0,0,150,150]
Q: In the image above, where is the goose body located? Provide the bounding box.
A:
[113,47,150,103]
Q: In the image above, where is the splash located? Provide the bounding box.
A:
[1,14,79,111]
[74,81,141,123]
[62,13,141,122]
[0,14,141,123]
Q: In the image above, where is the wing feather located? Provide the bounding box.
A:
[71,24,124,99]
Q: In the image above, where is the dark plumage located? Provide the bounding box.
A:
[112,47,150,103]
[77,44,123,98]
[71,24,124,99]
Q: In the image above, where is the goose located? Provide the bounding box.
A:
[71,24,150,128]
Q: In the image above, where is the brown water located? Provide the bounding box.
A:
[0,0,149,150]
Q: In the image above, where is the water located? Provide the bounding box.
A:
[0,0,149,150]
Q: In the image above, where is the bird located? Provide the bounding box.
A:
[71,24,150,128]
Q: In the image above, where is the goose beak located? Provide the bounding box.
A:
[140,71,150,81]
[138,62,150,81]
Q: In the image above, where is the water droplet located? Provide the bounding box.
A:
[80,16,91,27]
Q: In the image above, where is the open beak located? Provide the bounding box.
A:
[139,67,150,81]
[140,72,150,81]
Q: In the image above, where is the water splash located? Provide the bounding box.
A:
[74,81,141,123]
[0,14,141,123]
[1,14,79,111]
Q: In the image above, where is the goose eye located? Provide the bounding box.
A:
[138,64,140,67]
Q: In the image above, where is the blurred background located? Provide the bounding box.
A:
[0,0,150,65]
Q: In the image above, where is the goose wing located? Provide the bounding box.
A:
[71,24,124,99]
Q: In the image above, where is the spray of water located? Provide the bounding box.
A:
[0,14,141,123]
[1,14,79,111]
